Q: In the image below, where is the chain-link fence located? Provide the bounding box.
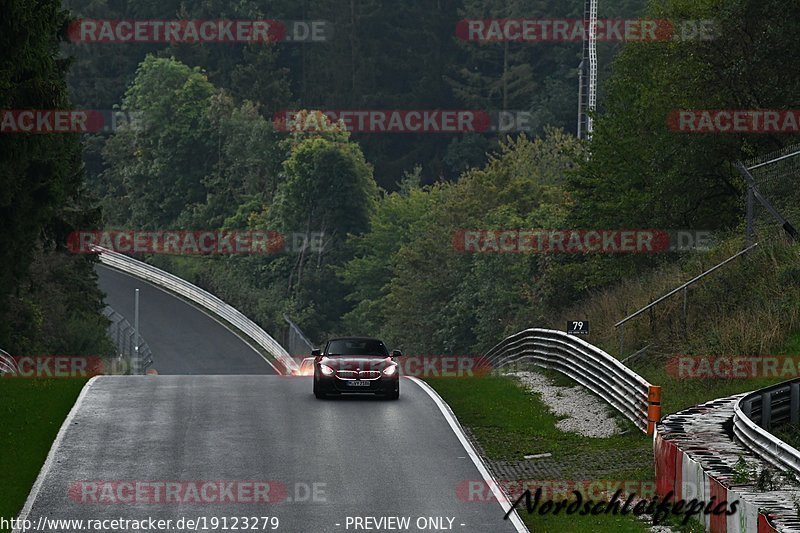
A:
[282,314,315,357]
[740,143,800,243]
[103,306,153,374]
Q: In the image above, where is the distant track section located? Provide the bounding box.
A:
[97,266,276,375]
[93,245,297,374]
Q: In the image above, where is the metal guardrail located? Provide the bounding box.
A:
[657,394,800,532]
[0,348,17,375]
[734,378,800,476]
[484,328,661,434]
[92,246,298,374]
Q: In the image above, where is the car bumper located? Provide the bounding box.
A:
[315,376,399,395]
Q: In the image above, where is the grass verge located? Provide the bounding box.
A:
[425,375,661,532]
[0,378,88,531]
[635,366,790,416]
[629,328,800,415]
[425,375,650,477]
[423,327,800,531]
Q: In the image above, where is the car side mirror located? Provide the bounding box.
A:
[311,348,322,357]
[391,349,402,357]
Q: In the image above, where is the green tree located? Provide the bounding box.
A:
[342,130,582,353]
[267,121,378,336]
[0,0,111,355]
[570,0,800,233]
[100,56,217,228]
[180,96,286,229]
[339,168,436,336]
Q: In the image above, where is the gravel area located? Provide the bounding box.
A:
[509,370,622,438]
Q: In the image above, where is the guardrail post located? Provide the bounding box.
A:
[131,334,139,374]
[647,385,662,435]
[127,329,135,361]
[134,288,140,361]
[682,287,688,338]
[746,184,754,246]
[619,324,625,357]
[761,391,772,430]
[792,382,800,425]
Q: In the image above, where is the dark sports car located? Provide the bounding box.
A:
[312,337,401,400]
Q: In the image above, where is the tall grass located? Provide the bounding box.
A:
[552,231,800,359]
[549,229,800,414]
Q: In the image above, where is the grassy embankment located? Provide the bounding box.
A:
[554,232,800,415]
[426,232,800,532]
[0,379,88,532]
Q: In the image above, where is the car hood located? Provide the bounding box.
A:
[320,356,393,371]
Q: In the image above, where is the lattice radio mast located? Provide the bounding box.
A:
[577,0,598,140]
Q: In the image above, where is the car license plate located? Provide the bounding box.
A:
[347,380,370,387]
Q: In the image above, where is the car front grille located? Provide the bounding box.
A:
[336,370,381,380]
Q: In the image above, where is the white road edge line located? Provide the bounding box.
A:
[13,376,100,532]
[99,265,281,374]
[407,376,529,533]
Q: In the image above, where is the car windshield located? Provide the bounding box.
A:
[326,339,388,357]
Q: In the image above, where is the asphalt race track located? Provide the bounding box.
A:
[18,376,523,532]
[17,268,525,532]
[96,265,276,375]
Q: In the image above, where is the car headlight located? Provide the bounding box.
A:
[319,364,335,376]
[382,364,398,377]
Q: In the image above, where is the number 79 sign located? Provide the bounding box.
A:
[567,321,589,335]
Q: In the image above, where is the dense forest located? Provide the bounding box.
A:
[2,0,798,356]
[1,0,111,355]
[64,0,648,187]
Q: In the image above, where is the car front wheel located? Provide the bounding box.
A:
[313,380,325,399]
